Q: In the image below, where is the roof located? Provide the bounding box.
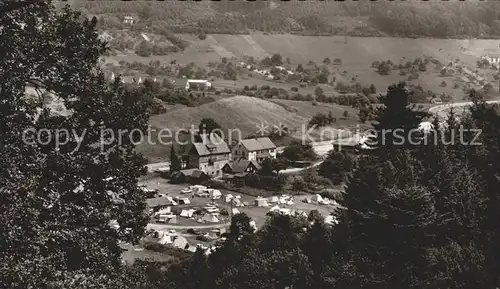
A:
[174,79,188,88]
[187,79,209,83]
[191,133,230,156]
[231,160,261,174]
[146,197,173,208]
[239,137,276,151]
[180,169,207,178]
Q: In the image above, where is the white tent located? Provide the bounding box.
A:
[180,209,196,218]
[269,205,280,212]
[172,236,188,249]
[166,196,178,206]
[268,196,279,203]
[286,200,294,206]
[158,235,173,245]
[312,194,323,203]
[158,214,177,224]
[202,213,220,223]
[325,215,338,225]
[210,189,222,199]
[176,197,191,205]
[186,246,197,253]
[249,220,257,232]
[254,196,269,207]
[233,198,244,207]
[279,208,291,215]
[190,185,207,192]
[155,207,171,216]
[225,194,234,203]
[231,208,240,215]
[320,198,331,205]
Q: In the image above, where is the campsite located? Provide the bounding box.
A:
[141,175,338,230]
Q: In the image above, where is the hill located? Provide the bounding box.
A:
[137,96,357,162]
[75,1,500,38]
[150,95,356,135]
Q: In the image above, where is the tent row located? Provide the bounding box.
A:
[255,195,295,207]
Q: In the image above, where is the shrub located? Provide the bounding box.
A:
[198,31,207,40]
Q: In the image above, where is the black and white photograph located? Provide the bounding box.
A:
[1,0,500,288]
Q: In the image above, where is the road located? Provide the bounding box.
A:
[429,100,500,120]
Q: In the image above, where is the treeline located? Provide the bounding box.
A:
[79,1,500,38]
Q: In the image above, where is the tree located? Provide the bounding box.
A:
[314,87,324,99]
[338,153,438,288]
[228,213,254,241]
[197,31,207,40]
[369,83,377,94]
[136,40,152,57]
[296,64,304,73]
[342,110,350,119]
[318,150,354,184]
[358,106,371,123]
[0,4,151,288]
[282,141,317,162]
[170,147,181,171]
[323,57,331,65]
[270,53,283,66]
[328,111,335,124]
[371,82,428,150]
[377,61,391,75]
[418,61,427,72]
[198,118,222,136]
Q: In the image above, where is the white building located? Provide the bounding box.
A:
[177,79,212,91]
[123,16,135,25]
[482,54,500,65]
[231,137,277,163]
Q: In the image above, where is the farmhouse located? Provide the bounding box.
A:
[231,137,277,163]
[176,79,212,91]
[184,133,231,177]
[123,16,135,25]
[482,54,500,64]
[222,159,261,175]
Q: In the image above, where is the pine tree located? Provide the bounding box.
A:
[170,147,181,171]
[371,82,428,152]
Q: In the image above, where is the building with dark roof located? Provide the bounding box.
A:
[222,160,261,175]
[184,133,231,177]
[231,137,277,163]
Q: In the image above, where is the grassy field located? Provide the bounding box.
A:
[105,33,500,98]
[137,96,357,162]
[120,33,500,161]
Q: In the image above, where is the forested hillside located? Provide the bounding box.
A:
[74,0,500,38]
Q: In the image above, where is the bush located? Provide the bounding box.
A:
[292,176,306,192]
[198,31,207,40]
[291,87,298,92]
